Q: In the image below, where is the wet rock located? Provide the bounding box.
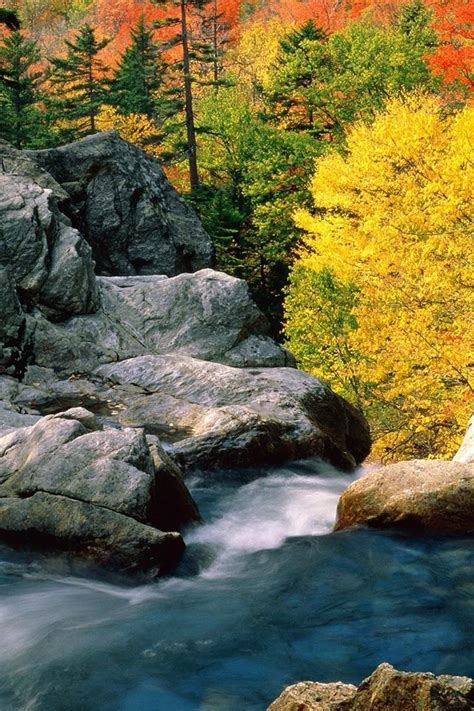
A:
[31,271,294,373]
[0,493,184,576]
[335,460,474,534]
[0,408,200,574]
[96,354,371,470]
[268,663,474,710]
[29,132,213,277]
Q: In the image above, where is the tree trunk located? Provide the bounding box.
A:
[180,0,199,190]
[212,0,219,91]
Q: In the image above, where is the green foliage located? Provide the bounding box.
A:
[108,15,175,122]
[284,266,365,406]
[194,87,319,333]
[0,31,47,148]
[267,11,439,142]
[48,23,110,140]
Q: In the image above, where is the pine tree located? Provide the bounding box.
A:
[0,31,44,148]
[268,20,333,136]
[49,24,110,140]
[109,14,172,119]
[152,0,213,190]
[194,0,230,92]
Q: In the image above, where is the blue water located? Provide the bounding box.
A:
[0,459,473,710]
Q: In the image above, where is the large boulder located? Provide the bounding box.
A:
[0,141,99,321]
[0,408,200,574]
[335,459,474,533]
[95,354,371,470]
[29,132,214,277]
[31,271,295,373]
[268,663,474,710]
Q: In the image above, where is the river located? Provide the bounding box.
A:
[0,458,472,710]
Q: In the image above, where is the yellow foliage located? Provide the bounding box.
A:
[96,105,161,158]
[230,17,290,101]
[286,93,474,461]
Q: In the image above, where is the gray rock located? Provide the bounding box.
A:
[454,415,474,464]
[0,266,25,375]
[0,376,41,435]
[0,141,99,321]
[0,493,184,576]
[0,405,41,437]
[96,354,371,470]
[29,132,214,277]
[335,459,474,534]
[31,270,293,373]
[268,663,474,710]
[0,408,200,574]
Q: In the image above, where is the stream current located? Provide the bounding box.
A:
[0,458,473,710]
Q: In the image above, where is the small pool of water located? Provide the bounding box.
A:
[0,459,472,710]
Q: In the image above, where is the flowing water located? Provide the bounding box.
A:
[0,459,473,710]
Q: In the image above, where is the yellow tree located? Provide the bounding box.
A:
[230,16,290,102]
[285,93,474,461]
[96,105,162,157]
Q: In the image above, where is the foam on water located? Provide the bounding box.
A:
[0,458,472,711]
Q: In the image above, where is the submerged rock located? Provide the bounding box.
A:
[0,408,199,575]
[335,459,474,534]
[268,663,474,710]
[29,132,214,277]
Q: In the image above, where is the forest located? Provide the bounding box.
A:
[0,0,472,462]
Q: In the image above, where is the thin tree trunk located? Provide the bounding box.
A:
[212,0,219,91]
[88,56,95,134]
[180,0,199,190]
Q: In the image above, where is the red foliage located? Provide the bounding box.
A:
[427,0,474,87]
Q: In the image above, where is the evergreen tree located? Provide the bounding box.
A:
[0,31,45,148]
[109,15,172,119]
[194,0,231,92]
[268,20,334,137]
[49,24,110,140]
[152,0,214,190]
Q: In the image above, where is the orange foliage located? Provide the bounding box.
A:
[428,0,474,88]
[86,0,176,65]
[12,0,473,90]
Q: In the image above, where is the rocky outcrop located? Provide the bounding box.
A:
[2,356,370,471]
[0,141,98,321]
[454,415,474,464]
[29,132,214,277]
[268,663,474,710]
[31,271,294,374]
[0,407,199,574]
[335,459,474,533]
